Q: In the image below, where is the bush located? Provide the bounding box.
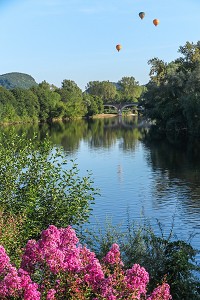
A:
[0,225,172,299]
[0,209,26,267]
[82,219,200,300]
[0,131,98,244]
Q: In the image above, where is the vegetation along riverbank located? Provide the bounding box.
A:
[0,131,199,299]
[0,40,200,299]
[1,41,200,141]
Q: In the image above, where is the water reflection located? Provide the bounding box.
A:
[0,116,146,153]
[142,137,200,252]
[143,138,200,206]
[0,117,199,257]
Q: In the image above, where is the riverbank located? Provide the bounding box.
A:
[92,113,117,118]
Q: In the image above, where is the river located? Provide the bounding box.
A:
[1,116,200,263]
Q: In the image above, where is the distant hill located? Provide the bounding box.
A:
[0,72,38,89]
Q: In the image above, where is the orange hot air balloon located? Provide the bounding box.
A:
[153,19,159,26]
[139,12,145,20]
[116,44,122,52]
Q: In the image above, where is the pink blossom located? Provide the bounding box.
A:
[147,282,172,300]
[47,288,56,300]
[0,225,172,299]
[21,239,40,272]
[3,266,22,296]
[80,246,104,288]
[18,268,34,288]
[0,245,11,274]
[103,243,123,266]
[125,263,149,296]
[59,225,79,247]
[23,282,41,300]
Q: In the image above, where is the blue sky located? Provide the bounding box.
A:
[0,0,200,90]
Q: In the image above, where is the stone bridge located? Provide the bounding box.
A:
[103,102,143,115]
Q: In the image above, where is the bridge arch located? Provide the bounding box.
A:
[103,102,142,115]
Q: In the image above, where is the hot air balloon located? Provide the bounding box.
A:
[153,19,159,26]
[139,12,145,20]
[116,44,122,52]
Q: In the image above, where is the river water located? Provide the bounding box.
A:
[1,116,200,263]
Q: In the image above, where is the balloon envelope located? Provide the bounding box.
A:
[116,44,122,52]
[153,19,159,26]
[139,12,145,19]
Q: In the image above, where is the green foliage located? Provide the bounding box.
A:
[142,41,200,136]
[31,81,62,120]
[0,102,19,122]
[86,78,143,105]
[83,93,104,116]
[0,72,38,89]
[0,75,144,122]
[85,80,117,103]
[117,76,143,102]
[0,86,17,106]
[82,219,200,300]
[59,79,83,102]
[147,58,168,85]
[0,131,98,242]
[57,79,86,118]
[11,87,40,121]
[0,209,26,267]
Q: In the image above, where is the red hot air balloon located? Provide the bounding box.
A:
[116,44,122,52]
[153,19,159,26]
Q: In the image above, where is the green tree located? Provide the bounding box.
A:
[31,81,62,120]
[176,41,200,73]
[83,93,104,116]
[0,132,98,241]
[0,86,19,122]
[0,102,19,122]
[0,86,17,106]
[181,63,200,134]
[11,87,40,121]
[86,81,117,103]
[58,79,85,118]
[147,58,168,85]
[100,81,117,103]
[117,76,143,102]
[142,41,200,136]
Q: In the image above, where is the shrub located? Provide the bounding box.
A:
[0,225,172,299]
[0,209,26,267]
[0,131,98,243]
[82,219,200,300]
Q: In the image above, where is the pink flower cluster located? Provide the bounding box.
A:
[0,225,172,299]
[0,246,40,299]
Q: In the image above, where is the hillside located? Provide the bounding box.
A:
[0,72,38,89]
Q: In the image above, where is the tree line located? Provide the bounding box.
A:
[141,40,200,137]
[2,40,200,137]
[0,77,144,123]
[0,132,199,299]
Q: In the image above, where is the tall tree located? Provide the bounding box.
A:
[83,93,104,116]
[143,41,200,136]
[117,77,142,102]
[58,80,85,118]
[0,86,17,107]
[11,88,40,121]
[0,86,18,122]
[31,81,61,120]
[86,81,117,103]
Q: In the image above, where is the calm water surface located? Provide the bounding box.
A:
[1,116,200,262]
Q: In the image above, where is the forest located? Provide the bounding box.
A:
[0,75,143,123]
[142,41,200,137]
[1,40,200,138]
